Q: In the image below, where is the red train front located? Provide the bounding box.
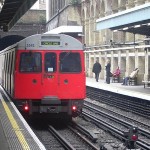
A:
[0,34,86,120]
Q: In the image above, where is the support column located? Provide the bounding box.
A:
[126,50,130,76]
[99,52,102,79]
[89,53,92,77]
[93,18,96,46]
[135,49,138,68]
[111,51,114,72]
[104,52,107,81]
[85,53,87,76]
[89,18,91,45]
[85,19,89,46]
[144,51,149,80]
[118,51,121,68]
[126,1,135,43]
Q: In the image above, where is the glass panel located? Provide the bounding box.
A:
[60,52,81,73]
[45,53,56,72]
[20,52,42,72]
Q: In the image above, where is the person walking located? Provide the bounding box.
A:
[92,60,102,82]
[105,60,111,84]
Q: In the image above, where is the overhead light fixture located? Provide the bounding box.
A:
[123,27,128,30]
[78,33,84,36]
[134,25,141,28]
[113,30,118,32]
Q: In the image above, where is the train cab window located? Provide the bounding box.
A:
[20,52,42,72]
[44,53,56,72]
[59,52,81,73]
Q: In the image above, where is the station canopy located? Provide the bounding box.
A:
[45,26,83,34]
[96,3,150,36]
[0,0,37,32]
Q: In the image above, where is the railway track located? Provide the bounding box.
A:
[86,86,150,118]
[84,88,150,150]
[83,103,150,150]
[48,124,98,150]
[30,119,99,150]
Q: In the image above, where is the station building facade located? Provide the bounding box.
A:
[46,0,150,84]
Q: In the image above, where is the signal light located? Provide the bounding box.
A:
[129,127,138,141]
[124,126,138,149]
[133,127,138,133]
[131,135,138,141]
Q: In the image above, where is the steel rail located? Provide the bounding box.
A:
[82,111,150,150]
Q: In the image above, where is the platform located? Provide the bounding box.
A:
[0,86,46,150]
[86,77,150,101]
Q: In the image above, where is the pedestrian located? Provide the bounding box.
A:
[92,60,102,82]
[105,59,111,84]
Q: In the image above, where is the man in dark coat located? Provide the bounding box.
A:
[92,60,102,82]
[105,60,111,84]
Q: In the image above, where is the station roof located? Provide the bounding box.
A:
[0,0,37,32]
[96,3,150,36]
[44,26,83,34]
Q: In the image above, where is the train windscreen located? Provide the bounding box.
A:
[59,52,81,73]
[19,52,42,72]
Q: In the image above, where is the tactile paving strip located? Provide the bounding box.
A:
[0,93,45,150]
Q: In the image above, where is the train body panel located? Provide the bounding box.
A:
[0,34,86,119]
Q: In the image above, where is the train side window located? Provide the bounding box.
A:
[44,53,56,72]
[6,53,8,73]
[20,52,42,72]
[11,51,16,74]
[8,52,12,74]
[59,52,81,73]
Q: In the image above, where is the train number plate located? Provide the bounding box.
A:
[40,106,59,113]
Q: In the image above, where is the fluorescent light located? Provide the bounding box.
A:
[113,30,118,32]
[134,25,141,28]
[123,27,128,30]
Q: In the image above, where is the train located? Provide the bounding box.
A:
[0,33,86,120]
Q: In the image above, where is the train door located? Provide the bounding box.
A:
[41,52,58,96]
[58,51,85,99]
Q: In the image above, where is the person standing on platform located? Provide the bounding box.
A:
[105,59,111,84]
[92,60,102,82]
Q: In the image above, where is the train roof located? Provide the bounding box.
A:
[0,34,83,54]
[17,33,83,50]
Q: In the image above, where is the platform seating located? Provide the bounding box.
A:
[128,77,137,85]
[112,76,120,83]
[142,80,150,88]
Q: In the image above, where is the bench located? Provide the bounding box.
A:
[112,76,120,83]
[128,77,137,85]
[142,80,150,88]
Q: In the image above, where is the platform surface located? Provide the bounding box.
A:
[0,87,46,150]
[86,77,150,101]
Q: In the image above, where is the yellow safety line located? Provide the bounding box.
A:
[1,98,30,150]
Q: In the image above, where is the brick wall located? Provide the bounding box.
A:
[0,10,46,39]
